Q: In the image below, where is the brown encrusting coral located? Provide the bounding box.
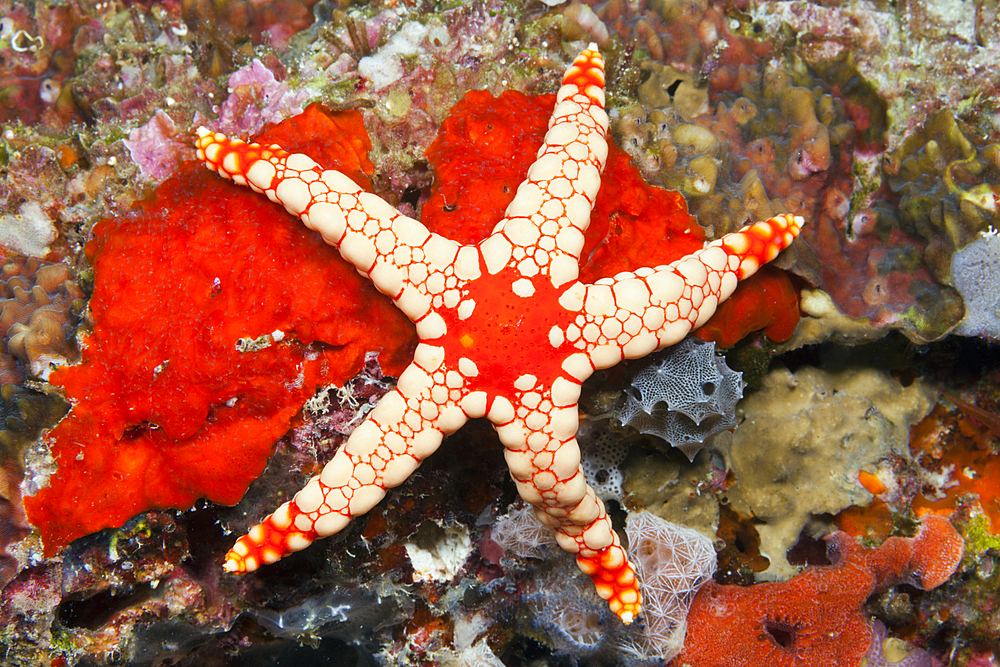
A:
[0,256,84,383]
[884,109,1000,280]
[0,254,82,595]
[0,254,81,464]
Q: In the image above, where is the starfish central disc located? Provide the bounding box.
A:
[435,268,575,400]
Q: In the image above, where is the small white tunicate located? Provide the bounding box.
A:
[0,17,16,40]
[39,78,60,104]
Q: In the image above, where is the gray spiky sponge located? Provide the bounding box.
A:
[615,337,743,460]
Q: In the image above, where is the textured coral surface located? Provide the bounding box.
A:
[2,0,998,663]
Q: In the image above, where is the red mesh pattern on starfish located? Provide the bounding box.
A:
[196,44,804,624]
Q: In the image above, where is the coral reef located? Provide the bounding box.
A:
[0,0,995,662]
[909,399,1000,535]
[600,0,974,342]
[0,460,29,590]
[0,253,81,590]
[753,0,1000,150]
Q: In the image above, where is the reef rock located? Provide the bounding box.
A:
[723,365,936,579]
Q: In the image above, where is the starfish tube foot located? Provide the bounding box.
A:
[198,44,804,624]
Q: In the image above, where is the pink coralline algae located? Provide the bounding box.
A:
[213,58,309,137]
[123,110,188,182]
[124,60,308,182]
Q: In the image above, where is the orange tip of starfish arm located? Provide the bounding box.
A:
[223,552,252,573]
[222,535,261,573]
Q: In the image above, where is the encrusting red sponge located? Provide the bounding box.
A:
[673,515,964,666]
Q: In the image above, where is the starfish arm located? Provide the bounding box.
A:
[481,44,609,287]
[570,214,804,370]
[195,128,477,330]
[487,377,642,624]
[223,344,469,573]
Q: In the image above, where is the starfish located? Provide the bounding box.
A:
[196,44,802,624]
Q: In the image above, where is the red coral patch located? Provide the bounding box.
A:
[673,516,963,666]
[695,265,800,347]
[25,105,415,553]
[910,402,1000,533]
[422,90,555,242]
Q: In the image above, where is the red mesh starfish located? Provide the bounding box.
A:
[196,45,803,624]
